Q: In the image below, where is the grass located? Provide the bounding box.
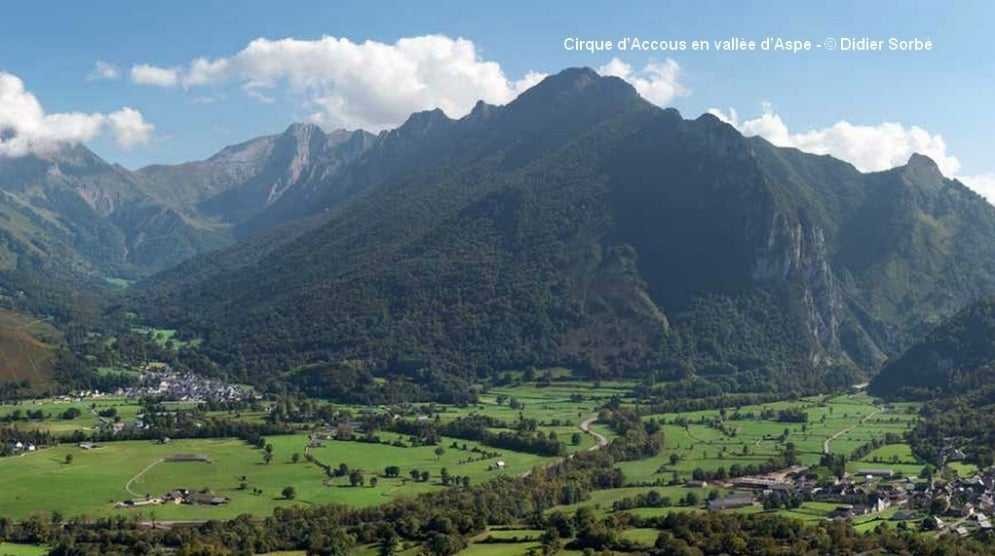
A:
[0,433,554,521]
[618,394,918,484]
[619,528,659,546]
[850,443,925,477]
[0,544,47,556]
[131,327,201,350]
[0,396,178,435]
[547,485,720,517]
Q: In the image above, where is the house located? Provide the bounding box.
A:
[731,477,787,490]
[186,492,228,505]
[686,480,708,488]
[708,493,755,512]
[946,448,967,462]
[830,504,871,520]
[856,468,894,478]
[166,453,211,463]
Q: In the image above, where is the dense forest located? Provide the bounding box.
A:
[126,69,995,401]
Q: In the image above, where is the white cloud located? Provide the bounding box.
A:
[708,103,995,203]
[960,174,995,203]
[130,64,180,87]
[597,57,688,106]
[0,71,153,156]
[130,34,547,131]
[708,104,961,176]
[87,61,120,81]
[105,107,154,148]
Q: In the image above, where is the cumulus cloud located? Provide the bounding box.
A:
[708,103,962,176]
[130,64,180,87]
[708,103,995,203]
[87,61,120,81]
[105,107,154,148]
[0,71,153,156]
[129,34,548,131]
[597,57,688,106]
[960,174,995,203]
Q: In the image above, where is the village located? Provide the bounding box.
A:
[703,458,995,537]
[113,367,256,403]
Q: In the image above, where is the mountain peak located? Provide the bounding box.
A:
[521,67,629,100]
[396,108,453,136]
[282,122,324,138]
[903,152,944,182]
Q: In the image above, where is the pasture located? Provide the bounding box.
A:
[618,393,919,484]
[0,433,553,521]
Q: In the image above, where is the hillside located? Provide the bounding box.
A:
[0,308,62,390]
[870,297,995,398]
[0,122,383,330]
[134,67,995,394]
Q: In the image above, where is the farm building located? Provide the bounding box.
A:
[856,468,894,478]
[707,493,755,512]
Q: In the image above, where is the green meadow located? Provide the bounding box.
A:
[0,433,553,521]
[619,393,918,484]
[0,544,47,556]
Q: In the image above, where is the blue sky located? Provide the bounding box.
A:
[1,0,992,191]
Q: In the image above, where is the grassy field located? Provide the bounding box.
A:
[547,485,721,517]
[850,442,926,477]
[0,544,46,556]
[0,432,554,520]
[131,327,201,350]
[420,381,626,452]
[0,396,190,435]
[618,393,918,484]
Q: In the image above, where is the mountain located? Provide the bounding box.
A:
[132,67,995,395]
[0,124,377,324]
[136,123,375,236]
[870,297,995,398]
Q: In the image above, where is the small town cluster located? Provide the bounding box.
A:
[704,461,995,536]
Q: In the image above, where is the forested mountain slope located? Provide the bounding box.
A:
[134,67,995,394]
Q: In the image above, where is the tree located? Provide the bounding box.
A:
[370,477,379,488]
[377,526,398,556]
[64,453,73,465]
[263,452,273,465]
[571,432,582,446]
[385,465,400,478]
[349,469,365,487]
[282,486,296,500]
[291,452,301,464]
[434,446,445,460]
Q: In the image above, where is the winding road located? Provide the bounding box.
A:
[579,414,608,451]
[125,458,164,497]
[822,408,882,455]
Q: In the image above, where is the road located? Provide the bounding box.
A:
[823,408,882,454]
[579,414,608,451]
[520,414,608,478]
[125,458,164,497]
